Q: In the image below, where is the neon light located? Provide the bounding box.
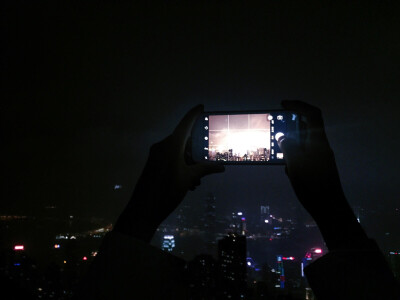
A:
[14,245,24,251]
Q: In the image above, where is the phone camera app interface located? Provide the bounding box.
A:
[203,113,292,162]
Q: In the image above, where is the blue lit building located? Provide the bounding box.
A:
[161,235,175,252]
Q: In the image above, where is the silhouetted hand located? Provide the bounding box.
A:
[278,100,368,250]
[114,105,225,243]
[277,101,345,217]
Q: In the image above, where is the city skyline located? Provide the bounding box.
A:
[2,192,400,298]
[2,1,399,298]
[209,113,271,159]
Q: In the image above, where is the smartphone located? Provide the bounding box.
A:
[191,110,300,165]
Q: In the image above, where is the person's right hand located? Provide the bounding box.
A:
[277,101,347,221]
[278,101,370,251]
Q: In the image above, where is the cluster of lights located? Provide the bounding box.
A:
[390,252,400,255]
[281,256,295,261]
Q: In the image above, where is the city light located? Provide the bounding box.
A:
[162,235,175,252]
[314,248,322,254]
[54,244,60,249]
[264,219,269,223]
[281,256,295,261]
[82,256,88,261]
[237,212,243,216]
[14,245,24,251]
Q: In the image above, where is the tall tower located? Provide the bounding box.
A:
[260,205,270,225]
[217,233,247,298]
[204,193,217,253]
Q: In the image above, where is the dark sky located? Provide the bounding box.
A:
[2,2,400,227]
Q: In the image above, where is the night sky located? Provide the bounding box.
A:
[2,1,400,236]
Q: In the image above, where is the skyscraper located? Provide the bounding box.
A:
[260,205,270,224]
[217,233,247,298]
[187,254,217,298]
[204,193,217,254]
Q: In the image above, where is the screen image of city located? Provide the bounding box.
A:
[208,113,271,162]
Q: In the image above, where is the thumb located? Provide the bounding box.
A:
[278,137,302,165]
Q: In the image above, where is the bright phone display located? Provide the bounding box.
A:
[191,111,299,164]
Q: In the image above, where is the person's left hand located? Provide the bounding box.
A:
[114,105,225,242]
[144,104,225,194]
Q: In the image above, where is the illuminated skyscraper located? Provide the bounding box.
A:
[229,212,247,235]
[260,205,270,224]
[161,235,175,252]
[217,233,247,298]
[187,254,217,298]
[204,193,217,253]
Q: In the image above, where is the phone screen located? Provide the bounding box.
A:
[192,111,298,164]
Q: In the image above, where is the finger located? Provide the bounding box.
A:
[191,161,225,178]
[278,137,302,165]
[281,100,328,141]
[172,104,204,153]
